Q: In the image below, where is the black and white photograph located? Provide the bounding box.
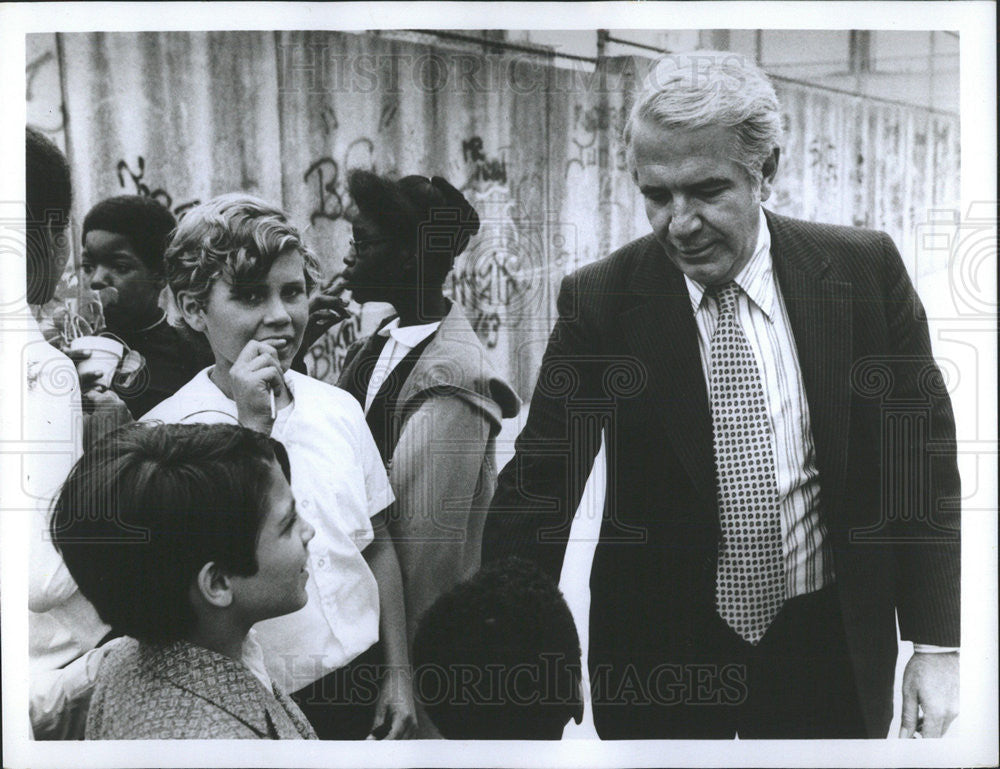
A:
[1,2,996,767]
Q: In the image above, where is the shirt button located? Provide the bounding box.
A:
[318,558,325,567]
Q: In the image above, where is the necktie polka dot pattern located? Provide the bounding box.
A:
[709,281,785,644]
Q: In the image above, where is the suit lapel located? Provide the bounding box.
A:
[618,239,716,504]
[616,216,855,512]
[766,211,853,506]
[336,330,391,407]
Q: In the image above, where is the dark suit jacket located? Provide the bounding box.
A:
[483,210,960,738]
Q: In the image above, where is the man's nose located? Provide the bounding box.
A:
[667,199,702,240]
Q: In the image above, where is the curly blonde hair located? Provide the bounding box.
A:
[165,193,320,315]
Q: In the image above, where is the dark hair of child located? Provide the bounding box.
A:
[82,195,178,276]
[412,557,583,739]
[25,126,72,304]
[50,422,291,644]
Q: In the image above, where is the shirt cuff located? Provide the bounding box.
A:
[913,644,960,653]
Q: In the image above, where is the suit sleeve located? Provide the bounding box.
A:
[879,233,961,647]
[482,272,605,580]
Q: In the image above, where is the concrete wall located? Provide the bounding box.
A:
[27,30,959,398]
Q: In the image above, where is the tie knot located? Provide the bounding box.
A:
[709,281,740,317]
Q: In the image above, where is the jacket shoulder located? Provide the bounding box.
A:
[569,233,659,293]
[404,308,521,422]
[766,211,896,267]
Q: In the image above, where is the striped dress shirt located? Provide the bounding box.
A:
[686,207,835,599]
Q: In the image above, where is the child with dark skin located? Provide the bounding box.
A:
[412,558,584,739]
[335,171,521,735]
[72,195,347,420]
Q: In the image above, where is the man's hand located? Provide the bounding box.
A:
[899,651,959,738]
[301,276,351,351]
[229,340,286,434]
[368,665,417,740]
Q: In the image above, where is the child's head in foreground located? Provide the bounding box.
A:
[412,557,584,739]
[164,194,321,376]
[51,422,314,644]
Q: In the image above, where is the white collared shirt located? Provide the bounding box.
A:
[240,629,272,692]
[142,368,395,692]
[363,318,441,414]
[686,207,834,599]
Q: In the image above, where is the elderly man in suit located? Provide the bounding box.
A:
[483,51,959,739]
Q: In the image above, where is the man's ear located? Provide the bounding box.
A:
[194,562,234,609]
[759,147,780,203]
[177,290,207,333]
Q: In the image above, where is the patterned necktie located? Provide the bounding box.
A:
[709,281,785,644]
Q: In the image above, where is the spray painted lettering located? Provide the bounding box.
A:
[320,106,338,135]
[304,157,344,225]
[116,157,200,218]
[304,137,377,226]
[303,310,362,383]
[808,138,839,187]
[565,104,628,174]
[462,136,507,185]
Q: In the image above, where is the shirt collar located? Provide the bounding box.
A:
[685,207,775,320]
[377,316,441,348]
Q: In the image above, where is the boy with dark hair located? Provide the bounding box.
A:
[76,193,346,418]
[77,194,214,418]
[412,558,584,739]
[51,422,318,739]
[143,193,415,739]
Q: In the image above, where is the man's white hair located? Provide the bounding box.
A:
[624,50,783,185]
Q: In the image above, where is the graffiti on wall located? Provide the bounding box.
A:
[565,104,628,175]
[299,135,377,381]
[116,157,200,218]
[450,134,545,349]
[449,244,530,349]
[462,136,508,186]
[807,137,840,188]
[42,32,959,396]
[303,306,363,383]
[303,137,376,226]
